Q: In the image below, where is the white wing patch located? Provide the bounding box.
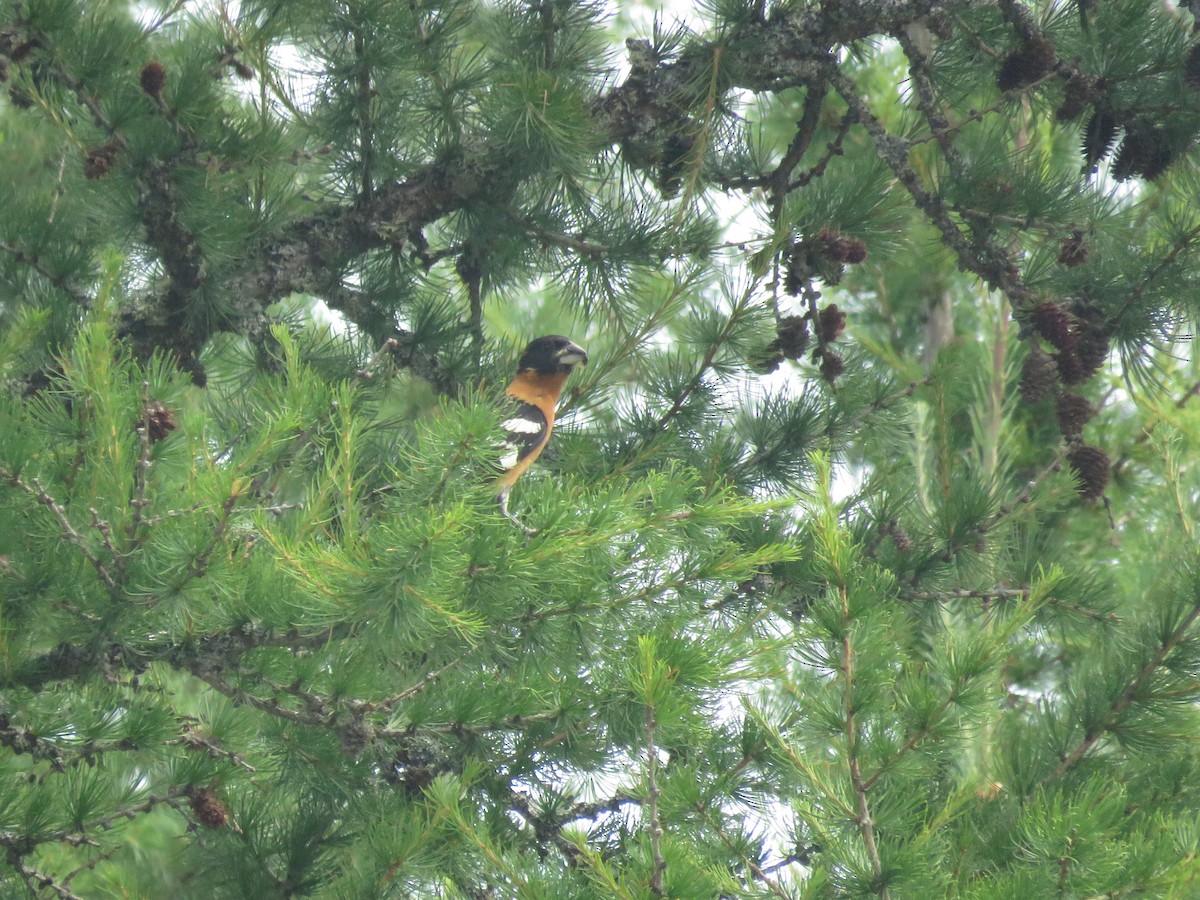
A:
[501,415,543,434]
[495,401,549,476]
[498,443,520,469]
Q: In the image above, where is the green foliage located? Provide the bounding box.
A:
[3,0,1200,896]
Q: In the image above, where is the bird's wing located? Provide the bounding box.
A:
[495,400,550,483]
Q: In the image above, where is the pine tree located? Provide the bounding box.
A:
[3,0,1200,896]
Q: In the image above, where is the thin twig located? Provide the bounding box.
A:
[383,645,483,706]
[901,587,1120,623]
[127,382,154,547]
[0,240,91,308]
[828,68,1035,312]
[3,471,118,591]
[788,108,854,191]
[169,730,258,773]
[88,509,120,572]
[7,856,86,900]
[186,493,239,580]
[355,338,399,379]
[81,787,190,835]
[61,843,124,889]
[861,693,957,793]
[841,585,889,898]
[895,26,963,174]
[693,801,792,899]
[186,664,333,729]
[1049,593,1200,781]
[645,702,666,896]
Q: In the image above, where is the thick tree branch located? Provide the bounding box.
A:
[81,0,977,381]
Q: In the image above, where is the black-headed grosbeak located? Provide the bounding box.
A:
[495,335,588,531]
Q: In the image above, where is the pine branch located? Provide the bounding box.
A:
[170,728,258,773]
[5,854,86,900]
[506,791,591,863]
[2,470,118,592]
[78,787,191,837]
[59,844,123,894]
[0,717,66,767]
[184,664,334,729]
[644,702,666,897]
[828,67,1037,316]
[902,447,1069,589]
[9,0,984,377]
[0,785,189,877]
[613,276,765,474]
[510,215,610,260]
[0,239,91,309]
[0,718,159,774]
[788,108,854,191]
[1110,220,1200,332]
[768,82,827,217]
[125,382,154,553]
[895,25,963,173]
[692,801,792,899]
[841,585,889,898]
[901,586,1121,623]
[1049,589,1200,781]
[184,492,239,582]
[11,623,348,693]
[860,692,958,793]
[565,794,640,823]
[5,18,213,377]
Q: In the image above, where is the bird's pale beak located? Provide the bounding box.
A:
[556,342,588,366]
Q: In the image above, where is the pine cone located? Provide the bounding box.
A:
[338,717,371,756]
[819,230,868,264]
[83,143,120,180]
[8,85,32,108]
[188,787,229,830]
[1082,107,1118,172]
[1055,349,1088,386]
[1019,345,1058,404]
[1073,329,1109,380]
[9,39,38,63]
[815,304,846,344]
[1067,444,1110,500]
[1112,125,1172,181]
[1053,303,1109,383]
[1057,230,1088,267]
[145,401,177,443]
[140,60,166,97]
[1056,72,1095,122]
[887,518,914,552]
[997,34,1057,91]
[1055,393,1096,436]
[1031,301,1075,351]
[818,349,845,384]
[774,315,810,360]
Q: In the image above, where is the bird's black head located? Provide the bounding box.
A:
[516,335,588,375]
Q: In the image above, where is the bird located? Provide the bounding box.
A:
[494,335,588,532]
